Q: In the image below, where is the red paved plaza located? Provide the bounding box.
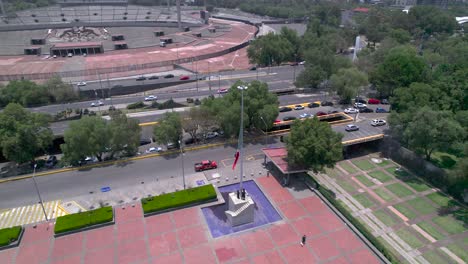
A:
[0,175,382,263]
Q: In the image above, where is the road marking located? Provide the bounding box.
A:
[0,200,67,229]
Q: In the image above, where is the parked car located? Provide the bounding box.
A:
[279,106,292,112]
[77,81,87,86]
[45,156,57,168]
[321,101,334,106]
[355,97,367,104]
[249,66,257,71]
[299,113,310,118]
[316,111,327,116]
[136,76,146,81]
[273,119,282,124]
[148,75,159,80]
[139,139,152,146]
[180,76,190,80]
[144,95,157,101]
[368,98,381,104]
[217,88,228,94]
[354,103,367,108]
[167,142,177,149]
[67,53,73,57]
[184,138,195,145]
[194,160,217,172]
[376,107,388,113]
[205,132,219,139]
[308,101,321,108]
[298,61,306,65]
[371,119,387,126]
[327,110,339,114]
[381,99,390,105]
[146,147,162,153]
[294,104,305,110]
[283,116,296,121]
[359,107,374,113]
[164,74,175,78]
[345,124,359,132]
[344,108,358,114]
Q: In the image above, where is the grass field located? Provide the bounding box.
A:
[417,221,446,240]
[385,166,410,178]
[355,174,374,187]
[374,188,394,202]
[353,193,375,208]
[375,159,392,167]
[374,209,398,226]
[447,243,467,262]
[368,171,393,183]
[432,216,466,235]
[352,159,376,171]
[395,228,424,249]
[423,250,449,264]
[325,167,341,178]
[403,178,432,192]
[426,192,452,207]
[336,180,357,193]
[406,197,438,215]
[393,203,417,219]
[430,151,459,170]
[386,183,414,198]
[339,162,358,174]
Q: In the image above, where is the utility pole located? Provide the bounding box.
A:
[260,116,268,145]
[32,164,48,222]
[208,61,211,92]
[178,139,186,189]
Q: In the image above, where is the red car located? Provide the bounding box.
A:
[180,76,190,80]
[273,119,282,124]
[316,111,327,116]
[368,98,381,104]
[194,160,217,172]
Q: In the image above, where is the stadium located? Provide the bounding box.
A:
[0,0,258,82]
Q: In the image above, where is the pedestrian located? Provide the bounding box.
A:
[301,235,306,246]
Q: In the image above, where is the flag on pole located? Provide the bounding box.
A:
[232,150,240,170]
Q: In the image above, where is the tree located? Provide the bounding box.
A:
[153,112,182,146]
[45,76,78,103]
[108,110,141,158]
[330,68,368,103]
[286,118,343,173]
[0,80,50,107]
[401,108,464,161]
[61,116,111,163]
[0,103,53,164]
[247,33,294,66]
[391,82,447,113]
[182,107,216,141]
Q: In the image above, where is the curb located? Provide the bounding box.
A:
[0,227,24,251]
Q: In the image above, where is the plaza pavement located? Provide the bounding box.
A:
[0,174,382,264]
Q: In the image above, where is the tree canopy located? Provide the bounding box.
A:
[330,67,368,103]
[153,112,183,146]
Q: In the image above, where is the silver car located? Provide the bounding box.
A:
[345,124,359,132]
[371,119,386,126]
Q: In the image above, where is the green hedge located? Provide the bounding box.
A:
[142,184,216,214]
[54,206,113,234]
[126,101,145,109]
[0,226,22,247]
[308,175,399,263]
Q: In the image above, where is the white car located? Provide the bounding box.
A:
[217,88,228,94]
[144,95,157,101]
[77,82,87,86]
[294,105,305,110]
[299,113,311,118]
[146,147,162,153]
[344,108,358,114]
[371,119,387,127]
[205,132,219,139]
[98,100,104,106]
[354,103,367,108]
[299,61,306,65]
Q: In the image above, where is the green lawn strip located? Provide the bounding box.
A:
[374,209,399,226]
[376,237,402,261]
[337,200,352,212]
[430,151,459,170]
[142,184,217,214]
[422,249,449,264]
[386,183,414,198]
[54,207,113,234]
[406,197,438,215]
[404,178,432,192]
[352,159,376,171]
[385,166,410,178]
[393,203,417,219]
[352,193,375,208]
[336,180,357,193]
[354,174,374,187]
[0,226,22,247]
[376,159,392,167]
[426,192,452,207]
[432,216,466,235]
[338,162,358,174]
[417,221,446,241]
[374,188,394,202]
[325,167,341,178]
[447,243,468,262]
[368,171,393,183]
[395,228,424,249]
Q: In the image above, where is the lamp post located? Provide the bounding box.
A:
[260,116,268,145]
[178,140,186,189]
[32,164,48,221]
[237,84,248,191]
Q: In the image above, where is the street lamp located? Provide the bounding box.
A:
[32,164,48,221]
[260,116,268,145]
[237,84,248,191]
[178,139,186,189]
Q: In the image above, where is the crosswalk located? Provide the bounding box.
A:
[0,200,68,229]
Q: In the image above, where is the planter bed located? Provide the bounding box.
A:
[54,206,114,237]
[142,184,217,215]
[0,226,23,250]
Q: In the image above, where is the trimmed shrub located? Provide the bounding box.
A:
[0,226,22,247]
[142,185,216,214]
[54,206,113,234]
[126,101,145,110]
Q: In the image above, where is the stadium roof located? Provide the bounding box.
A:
[52,42,103,48]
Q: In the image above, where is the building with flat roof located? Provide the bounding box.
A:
[50,41,103,56]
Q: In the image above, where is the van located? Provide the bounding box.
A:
[159,41,166,47]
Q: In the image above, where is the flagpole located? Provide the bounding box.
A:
[237,85,247,191]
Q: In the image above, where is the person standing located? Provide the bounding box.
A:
[301,235,307,246]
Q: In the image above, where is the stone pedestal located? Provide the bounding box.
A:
[225,191,255,227]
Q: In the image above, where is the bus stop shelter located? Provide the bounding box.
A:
[262,147,307,186]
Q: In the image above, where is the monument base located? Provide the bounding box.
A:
[225,190,255,227]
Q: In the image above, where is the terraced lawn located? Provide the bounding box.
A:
[353,193,376,208]
[433,216,466,235]
[386,183,414,198]
[374,209,399,226]
[385,166,410,178]
[403,178,432,192]
[325,167,341,178]
[338,162,358,174]
[447,243,468,262]
[352,159,376,171]
[393,203,417,220]
[375,159,392,167]
[395,228,424,249]
[406,197,438,215]
[426,192,452,207]
[368,171,393,183]
[423,250,449,264]
[355,174,374,187]
[336,180,357,193]
[374,188,394,202]
[417,221,446,240]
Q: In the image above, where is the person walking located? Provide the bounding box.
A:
[301,235,307,246]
